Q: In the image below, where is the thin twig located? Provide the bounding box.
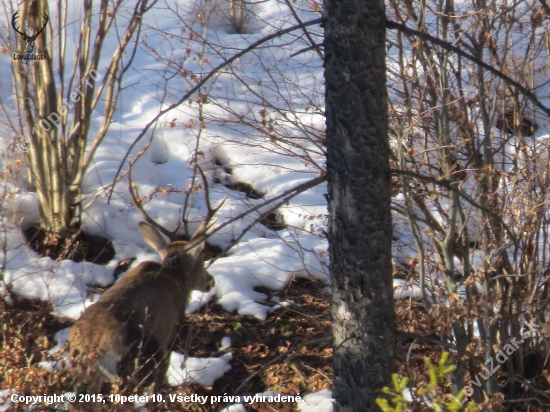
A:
[283,0,323,59]
[206,174,327,267]
[386,20,550,117]
[107,18,323,202]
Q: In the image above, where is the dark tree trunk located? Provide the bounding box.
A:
[323,0,397,410]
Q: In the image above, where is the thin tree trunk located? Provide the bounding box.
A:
[11,0,148,242]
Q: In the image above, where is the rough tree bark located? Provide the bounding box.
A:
[323,0,397,410]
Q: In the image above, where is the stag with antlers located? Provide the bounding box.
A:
[68,166,225,389]
[12,11,49,54]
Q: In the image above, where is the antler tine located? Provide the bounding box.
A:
[34,13,49,37]
[128,162,180,241]
[11,11,48,37]
[189,165,227,242]
[11,11,25,36]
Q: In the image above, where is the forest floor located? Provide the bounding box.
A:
[1,275,546,411]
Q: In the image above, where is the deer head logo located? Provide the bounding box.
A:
[11,11,49,54]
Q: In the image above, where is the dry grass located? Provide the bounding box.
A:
[1,277,332,411]
[3,276,549,411]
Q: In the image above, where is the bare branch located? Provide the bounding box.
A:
[107,17,323,202]
[386,19,550,118]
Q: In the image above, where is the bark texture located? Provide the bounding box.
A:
[323,0,397,410]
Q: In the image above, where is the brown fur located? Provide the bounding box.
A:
[67,223,214,389]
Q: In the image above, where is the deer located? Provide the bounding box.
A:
[68,167,223,390]
[11,11,49,54]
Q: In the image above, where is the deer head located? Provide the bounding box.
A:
[12,11,49,54]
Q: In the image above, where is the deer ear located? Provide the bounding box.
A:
[139,222,169,260]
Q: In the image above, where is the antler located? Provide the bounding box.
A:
[189,164,227,243]
[128,163,181,241]
[11,12,26,36]
[128,161,226,243]
[33,13,49,39]
[11,11,48,39]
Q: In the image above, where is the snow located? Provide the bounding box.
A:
[298,389,334,412]
[3,0,536,405]
[393,279,424,300]
[167,352,233,387]
[220,404,247,412]
[219,336,232,350]
[0,390,13,412]
[0,0,331,398]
